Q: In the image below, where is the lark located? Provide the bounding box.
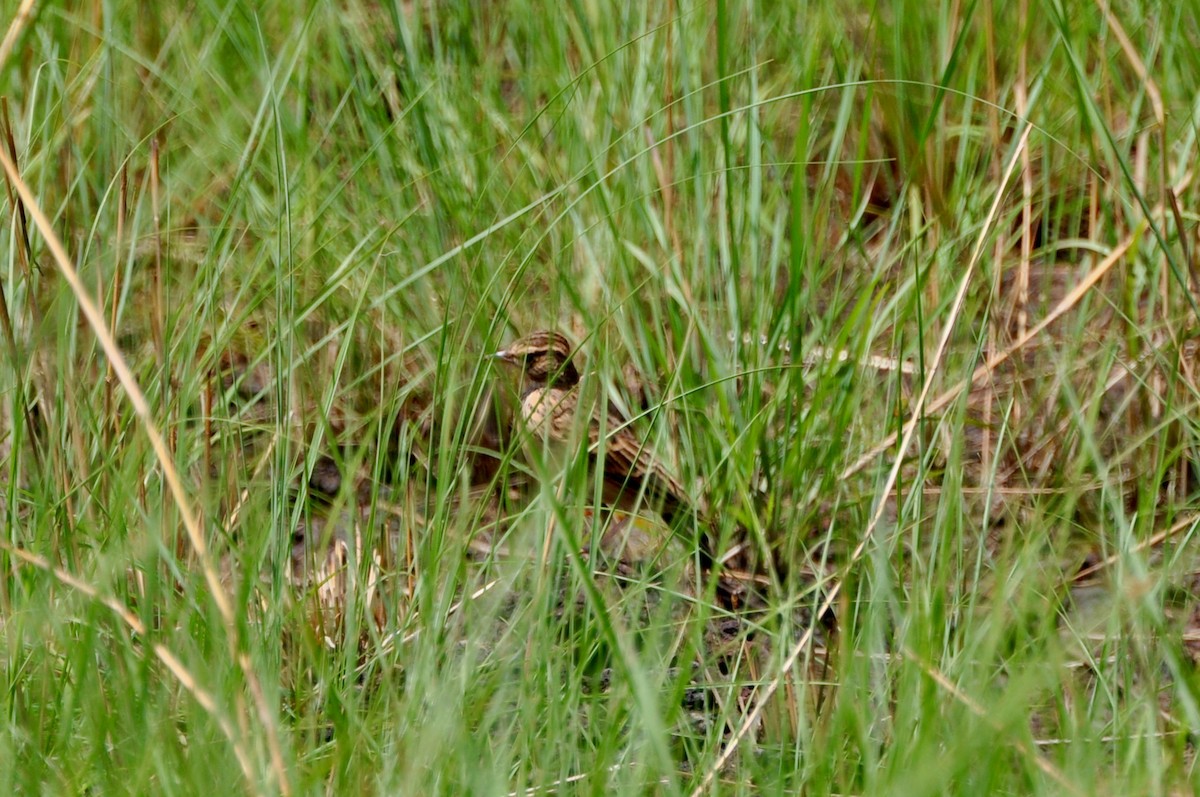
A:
[494,330,714,567]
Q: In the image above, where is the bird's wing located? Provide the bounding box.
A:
[587,403,690,510]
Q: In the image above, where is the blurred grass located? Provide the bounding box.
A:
[3,0,1200,794]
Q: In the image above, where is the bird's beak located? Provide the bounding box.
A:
[492,349,518,365]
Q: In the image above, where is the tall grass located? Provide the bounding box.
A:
[2,0,1199,794]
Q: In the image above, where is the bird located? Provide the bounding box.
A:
[493,330,715,568]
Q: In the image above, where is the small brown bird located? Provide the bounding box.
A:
[494,330,714,567]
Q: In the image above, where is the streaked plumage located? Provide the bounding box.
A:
[495,330,713,567]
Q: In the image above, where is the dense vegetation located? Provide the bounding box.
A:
[2,1,1199,794]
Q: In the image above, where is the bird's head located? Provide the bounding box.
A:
[493,330,580,387]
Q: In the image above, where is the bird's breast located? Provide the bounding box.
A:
[520,387,575,443]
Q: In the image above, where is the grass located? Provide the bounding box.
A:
[3,0,1200,793]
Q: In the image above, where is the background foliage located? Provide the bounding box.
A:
[2,0,1199,794]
